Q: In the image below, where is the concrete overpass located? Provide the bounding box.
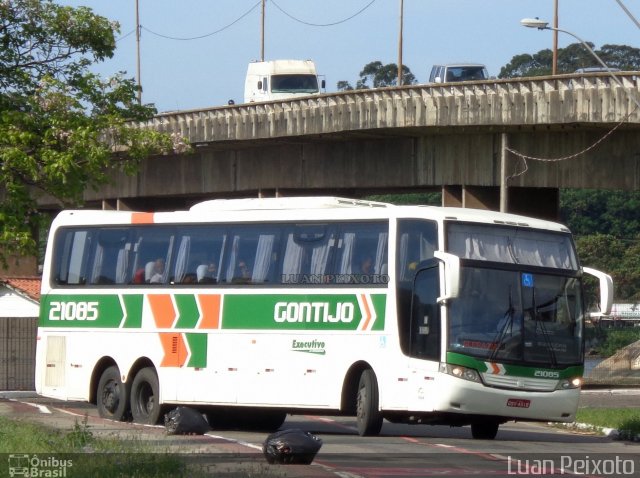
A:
[77,72,640,220]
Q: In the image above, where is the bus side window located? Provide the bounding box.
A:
[223,226,281,284]
[281,224,336,283]
[54,229,92,286]
[334,222,388,284]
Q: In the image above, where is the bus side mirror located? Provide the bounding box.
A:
[583,267,614,317]
[434,251,460,304]
[257,80,263,90]
[321,79,326,89]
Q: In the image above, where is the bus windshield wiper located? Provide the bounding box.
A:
[532,288,558,368]
[489,288,515,361]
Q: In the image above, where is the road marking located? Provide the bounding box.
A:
[12,400,52,414]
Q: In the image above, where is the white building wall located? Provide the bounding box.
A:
[0,289,39,317]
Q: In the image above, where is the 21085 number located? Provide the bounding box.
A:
[49,301,99,321]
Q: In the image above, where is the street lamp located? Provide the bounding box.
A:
[520,18,625,89]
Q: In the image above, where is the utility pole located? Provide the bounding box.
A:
[552,0,558,75]
[135,0,142,104]
[500,133,508,213]
[397,0,404,86]
[261,0,265,61]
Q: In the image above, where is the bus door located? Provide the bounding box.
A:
[407,263,442,411]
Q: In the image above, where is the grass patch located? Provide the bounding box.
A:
[0,415,286,477]
[576,407,640,438]
[0,415,186,476]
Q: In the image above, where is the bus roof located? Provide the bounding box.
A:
[51,197,570,233]
[190,196,390,211]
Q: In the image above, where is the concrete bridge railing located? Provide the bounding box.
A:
[142,72,640,144]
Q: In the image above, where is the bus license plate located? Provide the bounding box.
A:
[507,398,531,408]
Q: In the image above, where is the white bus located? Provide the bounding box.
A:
[35,197,613,439]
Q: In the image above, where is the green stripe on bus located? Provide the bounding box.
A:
[174,295,200,329]
[371,294,386,331]
[446,352,584,379]
[185,333,207,368]
[40,295,128,328]
[39,293,387,332]
[122,295,143,328]
[221,294,386,331]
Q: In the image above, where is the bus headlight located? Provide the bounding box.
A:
[441,363,481,383]
[556,377,582,390]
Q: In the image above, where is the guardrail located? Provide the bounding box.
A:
[141,72,640,144]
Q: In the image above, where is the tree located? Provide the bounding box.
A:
[0,0,175,262]
[499,43,640,78]
[337,61,417,91]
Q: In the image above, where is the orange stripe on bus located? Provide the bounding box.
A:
[131,212,155,224]
[148,294,176,329]
[159,333,187,367]
[198,294,221,329]
[360,294,372,331]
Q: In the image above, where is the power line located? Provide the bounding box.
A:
[141,1,261,41]
[116,29,136,43]
[505,105,638,180]
[270,0,377,27]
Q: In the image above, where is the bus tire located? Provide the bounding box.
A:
[130,367,162,425]
[97,366,129,421]
[471,421,499,440]
[356,369,383,436]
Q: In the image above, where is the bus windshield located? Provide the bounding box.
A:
[446,222,584,366]
[448,266,584,366]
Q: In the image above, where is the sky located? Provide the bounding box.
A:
[58,0,640,113]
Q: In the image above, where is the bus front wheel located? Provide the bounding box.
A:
[130,367,162,424]
[356,369,383,436]
[471,420,499,440]
[97,366,129,421]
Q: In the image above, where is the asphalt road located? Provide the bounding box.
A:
[1,390,640,478]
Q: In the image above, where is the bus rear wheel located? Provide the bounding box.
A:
[97,365,129,421]
[471,420,499,440]
[356,369,383,436]
[130,367,162,424]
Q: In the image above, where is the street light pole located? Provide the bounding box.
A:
[552,0,558,75]
[135,0,141,104]
[398,0,404,86]
[520,18,628,91]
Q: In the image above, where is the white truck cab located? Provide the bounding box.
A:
[244,59,325,103]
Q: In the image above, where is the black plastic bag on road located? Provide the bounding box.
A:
[164,406,210,435]
[263,428,323,464]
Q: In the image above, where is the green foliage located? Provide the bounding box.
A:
[560,190,640,301]
[499,42,640,78]
[595,328,640,358]
[0,0,175,262]
[365,192,441,205]
[576,408,640,438]
[560,190,640,238]
[337,61,417,90]
[65,416,94,449]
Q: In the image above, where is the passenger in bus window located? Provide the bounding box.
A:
[149,258,165,283]
[197,261,218,283]
[359,255,373,275]
[233,259,252,283]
